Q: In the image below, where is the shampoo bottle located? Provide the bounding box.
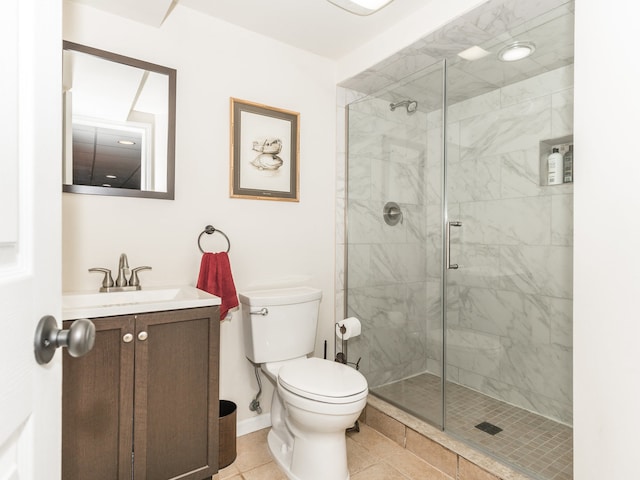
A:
[563,144,573,183]
[547,147,563,185]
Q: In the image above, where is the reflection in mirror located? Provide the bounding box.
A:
[62,41,176,199]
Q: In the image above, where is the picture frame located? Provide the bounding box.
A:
[230,98,300,201]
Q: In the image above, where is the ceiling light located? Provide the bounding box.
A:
[106,174,117,179]
[458,45,491,61]
[498,42,536,62]
[326,0,395,16]
[102,184,112,187]
[118,139,135,145]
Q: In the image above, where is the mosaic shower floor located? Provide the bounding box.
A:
[372,373,573,480]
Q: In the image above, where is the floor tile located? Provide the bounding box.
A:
[222,394,565,480]
[242,461,288,480]
[233,428,273,473]
[350,462,410,480]
[347,423,405,459]
[385,449,454,480]
[217,462,241,479]
[346,436,378,474]
[225,423,450,480]
[372,372,573,480]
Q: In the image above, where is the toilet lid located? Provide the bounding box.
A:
[278,357,368,403]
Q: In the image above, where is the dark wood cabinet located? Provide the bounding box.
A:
[62,306,220,480]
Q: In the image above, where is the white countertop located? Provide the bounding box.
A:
[62,285,221,320]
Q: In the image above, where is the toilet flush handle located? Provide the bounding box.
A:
[250,308,269,316]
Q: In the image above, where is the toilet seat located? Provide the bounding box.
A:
[278,357,368,404]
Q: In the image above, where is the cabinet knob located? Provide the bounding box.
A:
[138,331,148,341]
[123,333,133,343]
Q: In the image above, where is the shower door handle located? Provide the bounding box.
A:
[446,221,462,270]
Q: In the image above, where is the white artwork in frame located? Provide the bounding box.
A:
[230,98,299,201]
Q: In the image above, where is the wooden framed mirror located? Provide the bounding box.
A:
[62,41,176,199]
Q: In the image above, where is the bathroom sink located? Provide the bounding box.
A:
[62,286,221,320]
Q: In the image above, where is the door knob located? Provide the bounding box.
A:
[34,315,96,365]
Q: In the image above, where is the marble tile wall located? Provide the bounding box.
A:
[338,63,573,426]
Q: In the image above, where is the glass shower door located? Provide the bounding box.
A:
[345,60,446,428]
[443,42,574,477]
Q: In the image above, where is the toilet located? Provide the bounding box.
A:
[240,286,368,480]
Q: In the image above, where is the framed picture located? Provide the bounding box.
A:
[230,98,300,201]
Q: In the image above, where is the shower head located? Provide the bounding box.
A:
[389,99,418,114]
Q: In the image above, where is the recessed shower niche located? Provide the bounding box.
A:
[540,135,574,186]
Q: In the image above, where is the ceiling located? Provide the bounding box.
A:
[343,0,574,111]
[68,0,433,59]
[67,0,574,113]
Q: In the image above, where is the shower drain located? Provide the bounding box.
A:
[475,421,503,435]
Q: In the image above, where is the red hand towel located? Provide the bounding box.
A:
[196,252,239,321]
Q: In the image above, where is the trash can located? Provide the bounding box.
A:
[218,400,237,469]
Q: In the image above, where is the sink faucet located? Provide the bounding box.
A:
[89,253,152,292]
[115,253,130,287]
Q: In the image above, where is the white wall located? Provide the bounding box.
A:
[62,1,337,423]
[573,1,640,477]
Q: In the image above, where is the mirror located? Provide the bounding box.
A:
[62,41,176,199]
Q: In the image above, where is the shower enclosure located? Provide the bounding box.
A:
[341,1,573,479]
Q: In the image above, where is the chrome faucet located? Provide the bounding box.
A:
[89,253,152,292]
[115,253,130,287]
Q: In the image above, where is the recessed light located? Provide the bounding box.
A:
[498,42,536,62]
[106,174,117,179]
[458,45,491,61]
[102,184,112,187]
[118,139,135,145]
[326,0,394,16]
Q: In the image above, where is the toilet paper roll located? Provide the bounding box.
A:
[335,317,361,340]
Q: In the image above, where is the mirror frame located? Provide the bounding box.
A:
[62,41,176,200]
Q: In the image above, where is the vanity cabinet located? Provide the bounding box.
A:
[62,306,220,480]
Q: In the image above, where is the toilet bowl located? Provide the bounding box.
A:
[240,287,369,480]
[265,357,367,480]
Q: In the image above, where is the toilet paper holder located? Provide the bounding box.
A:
[335,320,363,434]
[335,322,361,370]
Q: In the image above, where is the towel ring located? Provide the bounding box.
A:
[198,225,231,254]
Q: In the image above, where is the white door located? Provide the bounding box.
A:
[0,0,63,479]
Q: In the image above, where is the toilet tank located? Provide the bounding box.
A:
[240,286,322,364]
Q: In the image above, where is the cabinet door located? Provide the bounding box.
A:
[133,306,219,480]
[62,315,135,480]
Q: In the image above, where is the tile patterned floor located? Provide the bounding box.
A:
[214,423,451,480]
[373,373,573,480]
